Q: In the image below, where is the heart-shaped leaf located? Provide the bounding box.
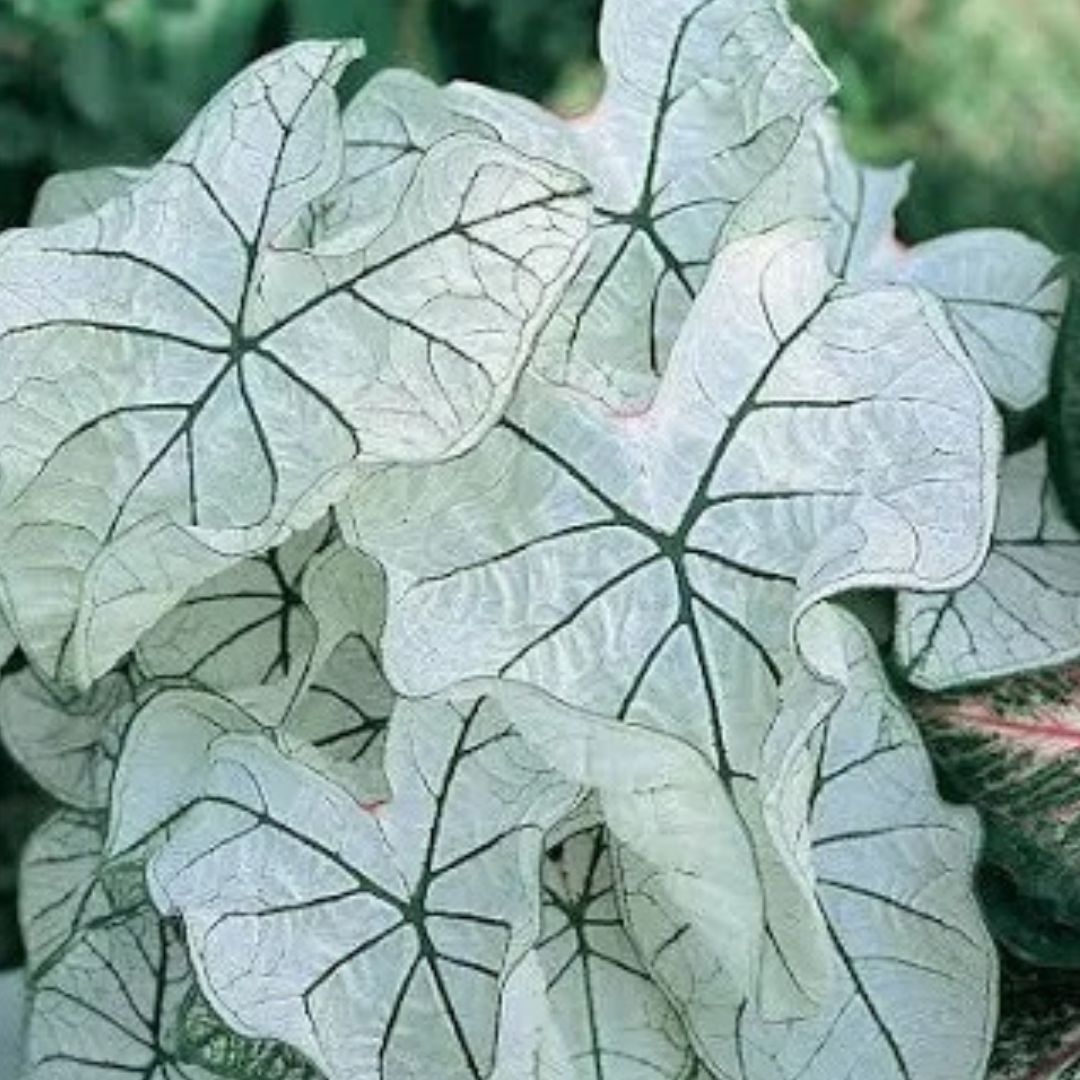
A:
[897,444,1080,689]
[0,39,589,687]
[137,697,579,1080]
[816,114,1066,410]
[337,0,835,407]
[343,221,998,776]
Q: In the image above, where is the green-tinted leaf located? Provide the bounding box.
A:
[284,631,394,801]
[0,666,131,810]
[133,698,578,1079]
[342,221,998,776]
[439,0,836,406]
[20,810,322,1079]
[0,39,589,687]
[176,985,324,1080]
[537,823,706,1079]
[897,444,1080,689]
[19,811,106,979]
[30,165,143,227]
[134,516,383,722]
[910,664,1080,936]
[817,114,1066,410]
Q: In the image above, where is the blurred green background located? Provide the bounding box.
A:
[2,0,1080,1031]
[1,0,1079,246]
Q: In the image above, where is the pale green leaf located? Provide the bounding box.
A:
[817,114,1066,410]
[0,666,132,810]
[537,822,707,1079]
[897,444,1080,689]
[19,811,107,979]
[20,810,322,1080]
[0,39,589,687]
[136,698,578,1080]
[134,516,385,723]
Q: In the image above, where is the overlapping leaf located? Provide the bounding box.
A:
[897,444,1080,689]
[330,0,834,407]
[0,38,590,687]
[342,220,998,776]
[134,516,385,723]
[132,696,578,1080]
[634,605,996,1079]
[20,810,324,1080]
[0,665,132,811]
[816,114,1066,410]
[537,822,707,1079]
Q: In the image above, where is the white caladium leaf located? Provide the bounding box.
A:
[110,630,397,858]
[490,952,576,1080]
[897,444,1080,689]
[481,679,764,1004]
[331,0,834,407]
[0,40,590,688]
[135,516,385,723]
[139,697,579,1080]
[20,811,108,978]
[20,810,323,1080]
[342,220,999,777]
[816,114,1066,410]
[538,822,708,1079]
[0,666,132,810]
[30,166,144,227]
[284,630,395,801]
[706,604,996,1080]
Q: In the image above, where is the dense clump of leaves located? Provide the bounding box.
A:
[0,1,1075,1078]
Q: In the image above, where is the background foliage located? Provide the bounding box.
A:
[2,0,1080,1064]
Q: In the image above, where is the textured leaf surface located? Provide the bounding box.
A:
[817,114,1066,410]
[343,221,998,777]
[897,444,1080,689]
[135,516,385,722]
[537,822,706,1079]
[0,40,589,686]
[0,665,131,810]
[347,0,832,407]
[484,680,764,1003]
[647,606,996,1079]
[910,664,1080,930]
[20,810,322,1080]
[140,698,578,1080]
[30,166,143,227]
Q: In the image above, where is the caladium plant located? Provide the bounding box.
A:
[0,0,1074,1078]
